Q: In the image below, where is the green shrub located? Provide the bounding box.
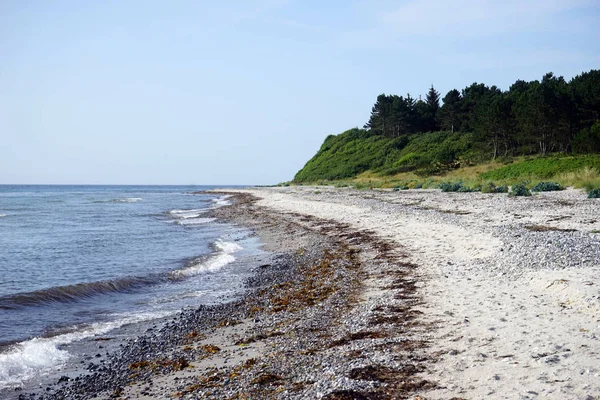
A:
[481,182,497,193]
[481,181,507,193]
[439,182,461,192]
[509,183,532,197]
[439,181,474,192]
[531,182,564,192]
[588,187,600,198]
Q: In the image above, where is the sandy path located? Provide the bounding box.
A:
[224,187,600,399]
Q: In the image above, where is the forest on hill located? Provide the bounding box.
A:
[294,69,600,183]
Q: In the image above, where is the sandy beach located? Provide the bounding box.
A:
[236,186,600,399]
[30,187,600,400]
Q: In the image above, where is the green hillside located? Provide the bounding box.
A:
[293,69,600,187]
[294,129,476,182]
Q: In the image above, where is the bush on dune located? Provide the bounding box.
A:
[531,182,564,192]
[481,182,509,193]
[509,183,532,197]
[588,188,600,198]
[439,181,476,192]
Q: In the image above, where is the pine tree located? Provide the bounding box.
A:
[425,85,440,131]
[438,89,463,132]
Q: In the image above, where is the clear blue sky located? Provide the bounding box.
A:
[1,0,598,184]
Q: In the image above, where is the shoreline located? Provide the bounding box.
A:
[20,187,600,399]
[222,186,600,399]
[26,191,429,399]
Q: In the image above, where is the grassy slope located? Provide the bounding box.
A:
[294,128,476,182]
[293,129,600,190]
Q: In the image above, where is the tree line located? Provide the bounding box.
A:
[364,70,600,158]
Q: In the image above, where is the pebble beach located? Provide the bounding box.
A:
[22,186,600,399]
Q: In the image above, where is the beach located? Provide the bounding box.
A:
[28,186,600,399]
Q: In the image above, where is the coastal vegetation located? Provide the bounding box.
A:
[293,69,600,194]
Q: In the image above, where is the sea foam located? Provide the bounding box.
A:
[172,239,242,277]
[176,217,216,226]
[168,209,208,220]
[169,209,206,215]
[93,198,143,204]
[212,195,232,207]
[0,311,170,391]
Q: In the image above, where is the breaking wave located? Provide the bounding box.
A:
[171,240,242,277]
[211,195,232,207]
[167,208,214,225]
[0,276,161,310]
[0,311,170,391]
[0,239,243,311]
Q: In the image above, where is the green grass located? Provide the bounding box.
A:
[293,129,478,183]
[480,155,600,181]
[293,128,405,182]
[292,128,600,191]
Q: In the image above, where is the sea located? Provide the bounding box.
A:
[0,185,262,394]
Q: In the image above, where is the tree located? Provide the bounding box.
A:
[364,94,392,135]
[475,90,515,158]
[570,69,600,128]
[513,73,574,155]
[365,94,421,137]
[389,95,412,137]
[412,99,429,133]
[424,85,441,131]
[573,121,600,153]
[362,69,599,156]
[438,89,463,132]
[461,83,492,132]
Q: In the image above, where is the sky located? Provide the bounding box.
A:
[1,0,599,185]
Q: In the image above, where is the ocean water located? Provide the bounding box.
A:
[0,185,259,391]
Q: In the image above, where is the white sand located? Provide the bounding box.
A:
[224,187,600,399]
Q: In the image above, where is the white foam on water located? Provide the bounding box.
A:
[169,209,208,219]
[0,214,6,218]
[179,213,204,219]
[0,339,69,390]
[93,198,144,204]
[116,197,143,203]
[168,209,211,222]
[177,254,234,276]
[211,195,232,207]
[176,217,216,226]
[169,209,206,216]
[0,311,170,391]
[215,239,243,254]
[173,239,242,277]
